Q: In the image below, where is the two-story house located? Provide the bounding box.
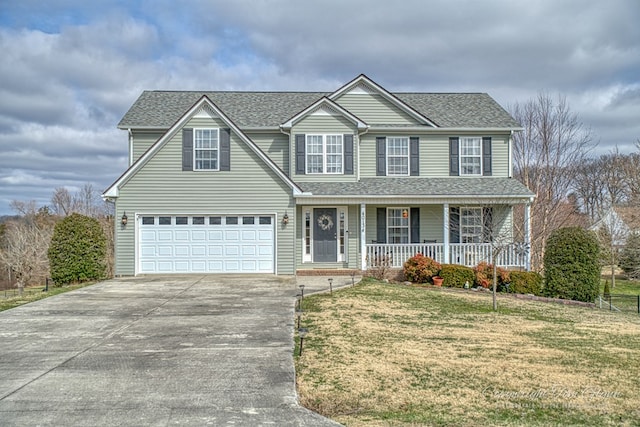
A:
[103,74,535,276]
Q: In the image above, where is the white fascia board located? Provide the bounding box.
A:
[366,126,523,132]
[280,97,368,130]
[103,96,303,199]
[328,74,438,128]
[294,194,534,202]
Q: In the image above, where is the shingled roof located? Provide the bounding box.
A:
[298,178,534,199]
[118,91,520,129]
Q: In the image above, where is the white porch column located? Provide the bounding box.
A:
[360,203,367,271]
[443,203,450,264]
[524,202,532,271]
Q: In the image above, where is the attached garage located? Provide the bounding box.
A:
[138,215,275,274]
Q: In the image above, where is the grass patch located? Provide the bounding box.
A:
[601,278,640,295]
[295,280,640,426]
[0,282,97,312]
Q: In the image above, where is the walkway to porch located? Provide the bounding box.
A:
[365,242,528,269]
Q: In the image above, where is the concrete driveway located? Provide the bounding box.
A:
[0,275,341,426]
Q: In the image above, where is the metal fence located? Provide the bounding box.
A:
[598,294,640,314]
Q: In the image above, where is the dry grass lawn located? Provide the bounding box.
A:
[295,279,640,426]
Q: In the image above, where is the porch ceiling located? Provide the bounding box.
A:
[296,177,534,203]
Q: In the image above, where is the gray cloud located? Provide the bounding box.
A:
[0,0,638,214]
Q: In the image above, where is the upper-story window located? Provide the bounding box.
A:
[194,128,219,170]
[387,137,409,176]
[306,134,343,174]
[460,137,482,175]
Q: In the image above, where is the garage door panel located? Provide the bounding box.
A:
[139,215,274,274]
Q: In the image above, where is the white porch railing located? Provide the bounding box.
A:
[365,243,528,269]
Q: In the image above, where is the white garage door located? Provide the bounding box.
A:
[138,215,275,274]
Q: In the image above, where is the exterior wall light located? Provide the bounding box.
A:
[121,212,128,226]
[283,212,289,225]
[402,209,409,218]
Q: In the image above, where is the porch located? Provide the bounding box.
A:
[365,242,529,269]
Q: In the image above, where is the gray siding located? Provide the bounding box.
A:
[335,93,420,125]
[132,130,164,163]
[291,115,358,182]
[244,131,290,174]
[115,116,295,275]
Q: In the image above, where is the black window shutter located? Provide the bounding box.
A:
[182,128,193,171]
[483,207,493,242]
[410,207,420,243]
[482,137,492,176]
[295,134,305,174]
[376,208,387,243]
[410,137,419,176]
[344,134,354,175]
[220,128,231,171]
[449,207,460,243]
[449,137,459,176]
[376,137,386,176]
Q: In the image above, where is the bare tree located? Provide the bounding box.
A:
[51,183,111,218]
[0,213,54,293]
[510,93,593,270]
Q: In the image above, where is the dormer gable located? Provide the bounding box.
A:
[280,97,368,130]
[330,74,438,127]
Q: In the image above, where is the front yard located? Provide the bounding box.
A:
[295,279,640,426]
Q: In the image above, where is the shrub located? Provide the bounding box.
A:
[506,271,543,295]
[48,213,107,286]
[473,261,510,289]
[603,281,611,297]
[439,264,475,288]
[543,227,600,302]
[619,232,640,280]
[403,253,441,284]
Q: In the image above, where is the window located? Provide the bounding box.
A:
[387,137,409,176]
[159,216,171,225]
[209,216,222,225]
[176,216,188,225]
[225,216,238,225]
[194,128,219,170]
[306,135,343,174]
[304,211,311,257]
[142,217,154,225]
[460,137,482,175]
[192,217,205,225]
[460,208,483,243]
[259,216,272,225]
[242,216,255,225]
[387,208,409,244]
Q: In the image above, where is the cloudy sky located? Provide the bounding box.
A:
[0,0,638,215]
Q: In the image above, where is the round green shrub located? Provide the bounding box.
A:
[403,253,441,284]
[439,264,475,288]
[543,227,600,302]
[619,232,640,280]
[506,271,543,295]
[48,213,107,286]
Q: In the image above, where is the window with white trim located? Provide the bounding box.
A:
[460,137,482,175]
[194,128,219,170]
[387,137,409,176]
[306,135,343,174]
[387,208,409,244]
[461,207,483,243]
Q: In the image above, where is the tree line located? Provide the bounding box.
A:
[0,184,114,292]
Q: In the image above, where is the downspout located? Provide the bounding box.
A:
[128,128,134,166]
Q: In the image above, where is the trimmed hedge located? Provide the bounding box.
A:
[404,254,441,284]
[48,213,107,286]
[439,264,475,288]
[543,227,600,303]
[507,271,543,295]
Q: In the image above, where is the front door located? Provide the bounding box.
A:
[313,208,337,262]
